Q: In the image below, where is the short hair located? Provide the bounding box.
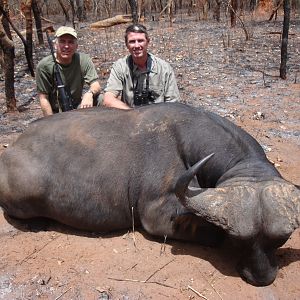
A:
[125,24,149,43]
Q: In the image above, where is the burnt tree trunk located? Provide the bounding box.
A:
[250,0,256,10]
[76,0,86,21]
[138,0,145,20]
[0,0,17,112]
[0,5,34,76]
[21,0,34,71]
[32,0,43,45]
[214,0,221,21]
[280,0,290,79]
[268,0,283,21]
[104,0,112,18]
[57,0,70,23]
[168,0,174,26]
[128,0,138,23]
[230,0,238,27]
[69,0,76,28]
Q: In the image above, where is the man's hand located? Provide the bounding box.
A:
[103,92,131,110]
[80,92,94,108]
[80,81,101,109]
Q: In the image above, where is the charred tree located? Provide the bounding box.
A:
[280,0,290,79]
[69,0,76,28]
[226,0,249,40]
[21,0,34,71]
[159,0,174,25]
[138,0,145,20]
[250,0,256,11]
[57,0,70,23]
[268,0,283,21]
[68,0,86,23]
[230,0,238,27]
[76,0,86,21]
[0,1,17,112]
[32,0,43,45]
[128,0,138,23]
[104,0,112,18]
[0,2,34,76]
[213,0,221,21]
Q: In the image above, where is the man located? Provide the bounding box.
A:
[36,26,101,116]
[103,24,180,109]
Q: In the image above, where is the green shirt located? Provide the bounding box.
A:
[104,53,180,107]
[36,52,99,113]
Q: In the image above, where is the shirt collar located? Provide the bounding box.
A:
[131,53,158,74]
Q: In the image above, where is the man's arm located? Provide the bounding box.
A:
[103,92,131,110]
[102,58,131,110]
[164,66,181,102]
[80,80,101,108]
[39,93,53,116]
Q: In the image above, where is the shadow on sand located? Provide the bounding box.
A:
[3,212,300,282]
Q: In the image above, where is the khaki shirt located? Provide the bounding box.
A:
[104,53,180,107]
[36,52,99,113]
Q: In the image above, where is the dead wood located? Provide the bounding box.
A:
[0,3,35,76]
[187,286,208,300]
[0,11,17,112]
[18,235,60,265]
[226,1,250,41]
[17,26,54,37]
[269,0,283,21]
[54,287,72,300]
[40,16,56,24]
[0,18,14,49]
[90,14,132,29]
[267,31,295,35]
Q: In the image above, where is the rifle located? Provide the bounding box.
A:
[46,31,74,112]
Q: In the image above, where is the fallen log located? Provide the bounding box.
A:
[90,14,132,29]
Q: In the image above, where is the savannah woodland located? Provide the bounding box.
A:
[0,0,299,299]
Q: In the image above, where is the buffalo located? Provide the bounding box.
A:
[0,103,299,286]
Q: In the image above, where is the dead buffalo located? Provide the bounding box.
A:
[0,103,299,287]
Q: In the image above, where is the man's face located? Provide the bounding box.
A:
[126,32,149,61]
[55,34,78,64]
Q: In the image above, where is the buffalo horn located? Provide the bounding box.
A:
[175,153,214,199]
[176,163,300,237]
[176,182,260,237]
[261,183,300,236]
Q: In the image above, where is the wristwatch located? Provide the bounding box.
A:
[87,89,95,96]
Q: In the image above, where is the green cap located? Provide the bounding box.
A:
[55,26,77,39]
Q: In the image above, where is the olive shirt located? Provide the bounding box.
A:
[36,52,99,113]
[104,53,180,107]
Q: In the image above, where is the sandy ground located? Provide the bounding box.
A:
[0,15,299,300]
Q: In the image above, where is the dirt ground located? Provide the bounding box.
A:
[0,15,299,300]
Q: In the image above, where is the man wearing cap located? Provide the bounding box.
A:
[36,26,101,116]
[102,24,180,109]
